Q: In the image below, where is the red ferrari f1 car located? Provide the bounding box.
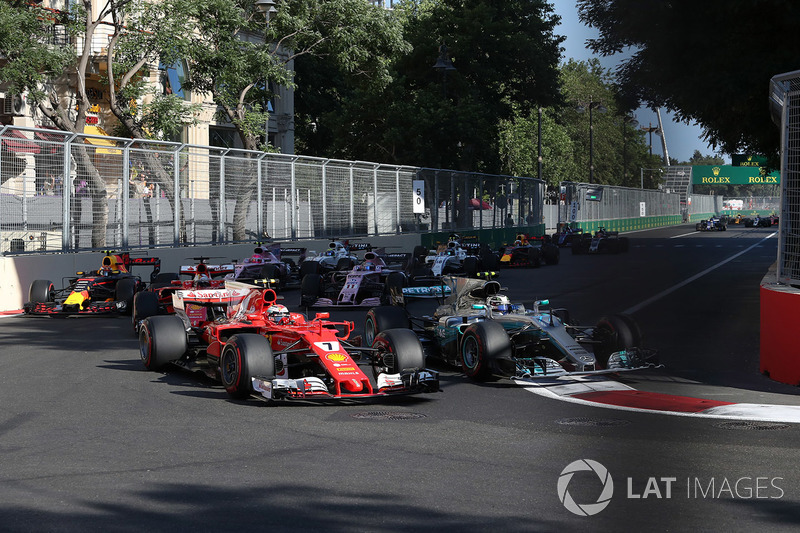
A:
[138,285,439,402]
[24,251,161,316]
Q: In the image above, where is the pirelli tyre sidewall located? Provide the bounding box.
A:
[371,328,425,376]
[220,334,275,400]
[139,315,187,371]
[29,279,55,303]
[115,277,139,315]
[460,320,512,381]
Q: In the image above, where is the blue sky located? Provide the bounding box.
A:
[551,1,725,164]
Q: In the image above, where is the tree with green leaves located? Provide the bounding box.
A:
[181,0,409,239]
[296,0,565,174]
[577,0,800,161]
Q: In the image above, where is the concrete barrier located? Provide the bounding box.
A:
[760,264,800,385]
[0,234,421,312]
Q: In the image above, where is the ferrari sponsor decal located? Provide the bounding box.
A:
[325,353,348,362]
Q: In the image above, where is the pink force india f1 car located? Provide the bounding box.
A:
[138,283,440,402]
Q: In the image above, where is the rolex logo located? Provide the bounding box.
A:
[712,167,720,176]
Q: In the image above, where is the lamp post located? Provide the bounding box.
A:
[577,97,606,182]
[255,0,278,22]
[432,43,456,99]
[537,107,543,181]
[640,123,660,156]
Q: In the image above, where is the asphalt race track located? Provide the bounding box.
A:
[2,223,799,532]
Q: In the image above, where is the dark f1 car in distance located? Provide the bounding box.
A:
[414,234,498,277]
[571,228,630,254]
[24,251,161,316]
[498,233,560,267]
[226,244,306,288]
[138,285,439,402]
[695,216,727,232]
[364,275,657,381]
[552,225,585,247]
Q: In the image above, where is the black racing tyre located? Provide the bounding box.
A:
[132,291,160,334]
[371,328,425,378]
[592,314,642,367]
[29,279,54,303]
[462,256,478,277]
[481,251,499,271]
[336,257,355,271]
[364,306,410,346]
[219,334,275,400]
[542,244,560,265]
[115,278,139,315]
[695,223,702,231]
[460,320,511,380]
[300,273,323,307]
[139,315,187,371]
[527,247,542,268]
[299,260,320,277]
[382,272,407,306]
[413,245,429,262]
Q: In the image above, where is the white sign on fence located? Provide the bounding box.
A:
[640,202,647,217]
[412,180,425,214]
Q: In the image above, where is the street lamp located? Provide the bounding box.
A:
[640,123,660,157]
[576,97,606,182]
[432,43,456,99]
[255,0,278,22]
[537,107,543,181]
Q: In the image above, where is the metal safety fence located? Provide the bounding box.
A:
[559,182,682,225]
[770,70,800,285]
[0,126,544,254]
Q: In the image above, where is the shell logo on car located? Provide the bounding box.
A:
[325,353,348,362]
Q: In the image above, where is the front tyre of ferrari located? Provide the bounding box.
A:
[364,306,410,346]
[29,279,55,303]
[371,328,425,378]
[139,315,187,371]
[220,334,275,400]
[460,320,511,380]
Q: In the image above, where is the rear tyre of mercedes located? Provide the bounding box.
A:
[364,306,410,346]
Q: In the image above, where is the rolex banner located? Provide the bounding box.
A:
[692,165,780,185]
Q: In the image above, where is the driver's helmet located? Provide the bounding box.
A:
[267,304,290,321]
[487,295,512,315]
[514,239,522,246]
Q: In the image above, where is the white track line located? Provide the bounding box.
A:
[623,232,776,315]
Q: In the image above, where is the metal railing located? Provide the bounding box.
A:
[0,126,545,254]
